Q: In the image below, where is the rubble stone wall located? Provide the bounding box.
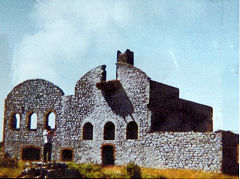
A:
[4,64,223,173]
[115,132,222,172]
[3,79,64,160]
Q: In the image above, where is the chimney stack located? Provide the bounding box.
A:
[117,49,134,66]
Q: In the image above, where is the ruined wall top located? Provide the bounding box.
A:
[5,79,64,107]
[5,49,213,134]
[117,49,134,66]
[75,65,106,98]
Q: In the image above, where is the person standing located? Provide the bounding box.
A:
[43,126,55,162]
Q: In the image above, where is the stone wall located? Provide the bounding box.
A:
[218,130,239,175]
[58,131,222,172]
[3,55,224,173]
[3,79,64,160]
[115,132,222,172]
[149,80,213,132]
[51,63,150,163]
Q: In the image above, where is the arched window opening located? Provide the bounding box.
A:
[10,113,20,130]
[22,147,40,161]
[104,122,115,140]
[45,111,56,129]
[83,122,93,140]
[28,112,37,130]
[126,121,138,139]
[61,149,73,161]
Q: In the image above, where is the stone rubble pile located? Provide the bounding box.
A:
[17,162,80,178]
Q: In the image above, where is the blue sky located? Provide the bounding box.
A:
[0,0,238,140]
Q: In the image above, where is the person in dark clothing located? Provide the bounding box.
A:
[43,126,55,162]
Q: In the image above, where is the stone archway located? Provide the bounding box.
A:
[102,144,115,166]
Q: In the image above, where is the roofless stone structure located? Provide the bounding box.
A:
[3,49,239,174]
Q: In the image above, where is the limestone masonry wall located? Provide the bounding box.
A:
[3,50,237,174]
[115,132,222,172]
[4,79,64,160]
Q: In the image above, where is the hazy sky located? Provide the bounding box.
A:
[0,0,238,141]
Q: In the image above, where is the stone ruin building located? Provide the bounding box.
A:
[3,49,239,174]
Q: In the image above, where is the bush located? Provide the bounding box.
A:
[0,156,22,178]
[123,162,141,178]
[68,162,105,178]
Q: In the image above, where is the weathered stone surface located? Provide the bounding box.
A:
[3,50,234,174]
[17,162,80,178]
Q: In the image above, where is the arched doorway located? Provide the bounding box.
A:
[22,146,40,161]
[102,144,114,166]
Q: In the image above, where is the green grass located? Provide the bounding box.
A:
[0,160,25,178]
[140,167,238,179]
[0,159,238,178]
[102,165,238,179]
[67,162,105,178]
[68,162,239,179]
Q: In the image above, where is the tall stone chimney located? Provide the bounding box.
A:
[117,49,134,66]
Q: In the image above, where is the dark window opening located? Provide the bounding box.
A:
[126,121,138,139]
[102,145,114,166]
[83,122,93,140]
[28,112,37,130]
[22,147,40,161]
[10,113,20,130]
[61,149,73,161]
[45,112,56,129]
[104,122,115,140]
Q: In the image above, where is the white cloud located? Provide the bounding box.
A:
[12,0,132,93]
[8,0,239,135]
[169,50,180,72]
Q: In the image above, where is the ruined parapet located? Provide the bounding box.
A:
[75,65,106,98]
[117,49,134,66]
[148,79,213,132]
[149,80,179,103]
[73,65,107,117]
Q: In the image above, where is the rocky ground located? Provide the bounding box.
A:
[17,162,80,178]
